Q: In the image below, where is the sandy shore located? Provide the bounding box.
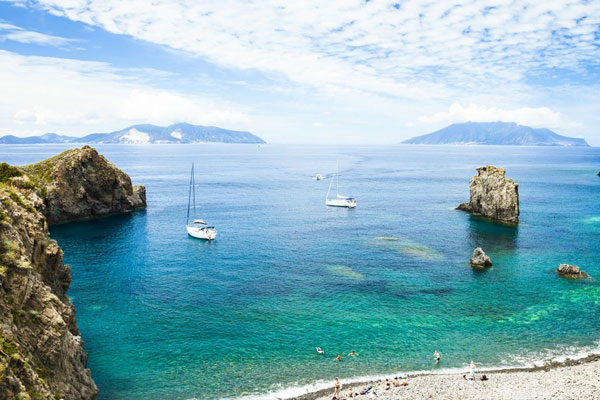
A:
[293,355,600,400]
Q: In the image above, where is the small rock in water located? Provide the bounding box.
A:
[470,247,492,268]
[557,264,589,278]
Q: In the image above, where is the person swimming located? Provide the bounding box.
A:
[348,350,359,357]
[335,354,342,361]
[316,347,324,354]
[433,350,440,364]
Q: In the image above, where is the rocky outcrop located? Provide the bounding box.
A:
[0,147,146,399]
[470,247,492,268]
[557,264,589,278]
[457,165,519,224]
[22,146,146,224]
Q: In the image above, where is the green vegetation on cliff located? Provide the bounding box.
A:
[0,163,22,184]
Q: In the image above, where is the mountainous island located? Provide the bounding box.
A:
[402,122,589,146]
[0,123,265,145]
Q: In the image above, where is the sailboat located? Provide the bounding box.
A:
[186,163,217,240]
[325,162,356,208]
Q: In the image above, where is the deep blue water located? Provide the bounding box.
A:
[2,144,599,400]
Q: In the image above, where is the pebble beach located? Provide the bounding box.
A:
[296,356,600,400]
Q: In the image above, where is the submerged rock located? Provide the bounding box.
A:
[0,146,145,399]
[557,264,589,278]
[470,247,492,268]
[457,165,519,224]
[21,145,146,224]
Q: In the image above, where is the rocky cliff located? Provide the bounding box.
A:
[457,165,519,224]
[0,146,146,399]
[22,146,146,224]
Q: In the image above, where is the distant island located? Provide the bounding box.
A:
[0,123,266,144]
[402,122,589,146]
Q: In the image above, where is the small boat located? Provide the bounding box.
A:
[186,163,217,240]
[313,174,324,180]
[326,163,356,208]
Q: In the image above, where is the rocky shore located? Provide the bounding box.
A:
[0,146,146,399]
[457,165,519,223]
[296,355,600,400]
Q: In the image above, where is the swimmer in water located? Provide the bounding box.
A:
[434,350,440,364]
[316,347,324,354]
[348,350,359,357]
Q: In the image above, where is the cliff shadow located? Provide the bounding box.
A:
[466,214,519,252]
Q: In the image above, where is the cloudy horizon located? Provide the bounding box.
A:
[0,0,599,144]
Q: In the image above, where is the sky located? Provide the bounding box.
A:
[0,0,599,144]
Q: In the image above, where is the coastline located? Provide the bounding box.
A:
[287,353,600,400]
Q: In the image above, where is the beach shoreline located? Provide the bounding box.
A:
[291,353,600,400]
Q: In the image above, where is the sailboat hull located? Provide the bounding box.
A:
[187,226,217,240]
[326,199,357,208]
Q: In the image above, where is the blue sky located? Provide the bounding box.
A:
[0,0,599,144]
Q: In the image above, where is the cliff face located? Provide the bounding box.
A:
[457,165,519,224]
[0,146,146,399]
[22,146,146,224]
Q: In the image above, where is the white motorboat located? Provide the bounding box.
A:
[186,164,217,240]
[325,163,356,208]
[313,174,324,180]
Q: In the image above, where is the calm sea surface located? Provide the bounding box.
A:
[1,144,599,400]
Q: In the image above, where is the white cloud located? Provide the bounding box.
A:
[0,20,79,46]
[0,50,249,136]
[13,0,599,101]
[409,103,564,128]
[1,1,600,143]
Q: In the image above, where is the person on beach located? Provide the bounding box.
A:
[348,350,359,357]
[384,379,391,390]
[347,387,354,398]
[334,377,341,397]
[336,354,342,361]
[470,360,476,380]
[433,350,440,364]
[393,377,400,387]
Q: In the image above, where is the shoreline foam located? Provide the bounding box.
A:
[232,348,600,400]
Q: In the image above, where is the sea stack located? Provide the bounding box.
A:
[457,165,519,223]
[557,264,588,278]
[470,247,492,268]
[0,146,146,399]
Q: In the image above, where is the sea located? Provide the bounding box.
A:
[1,144,599,400]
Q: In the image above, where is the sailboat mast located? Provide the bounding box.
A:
[192,163,196,218]
[336,161,339,196]
[186,163,193,224]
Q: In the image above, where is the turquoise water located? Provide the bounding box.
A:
[2,144,600,399]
